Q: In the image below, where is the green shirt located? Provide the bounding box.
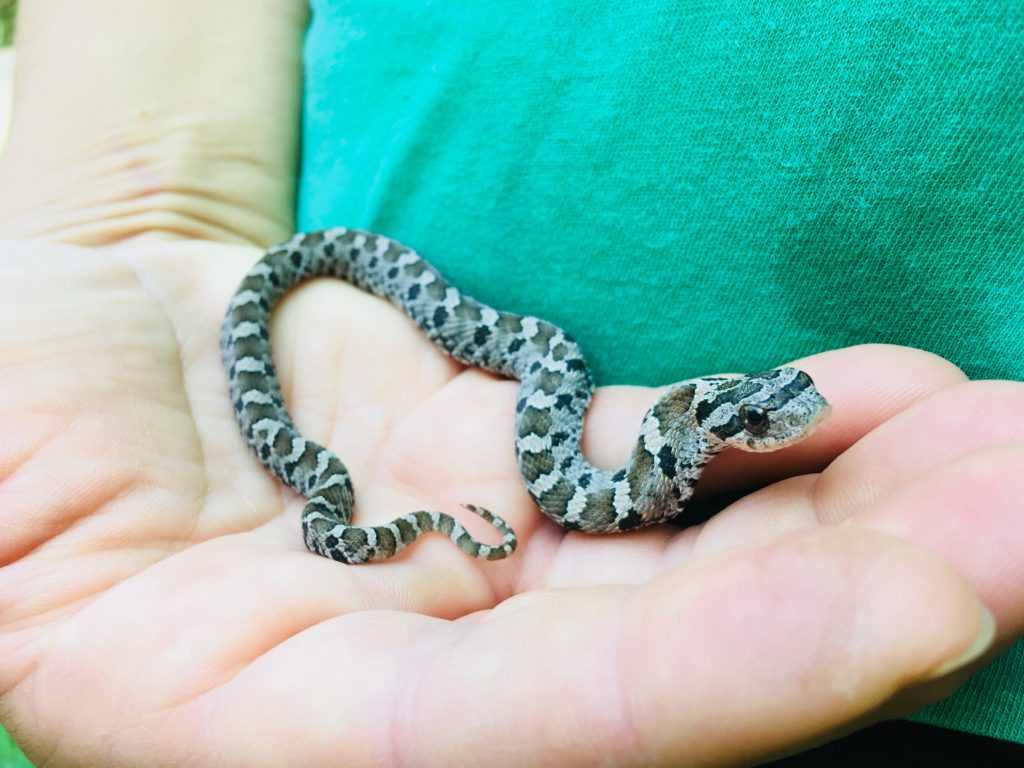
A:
[299,0,1024,742]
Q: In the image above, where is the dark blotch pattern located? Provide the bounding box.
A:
[223,228,828,563]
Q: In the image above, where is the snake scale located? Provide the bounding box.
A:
[222,228,831,564]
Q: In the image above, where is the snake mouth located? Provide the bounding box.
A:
[803,400,832,436]
[738,396,832,452]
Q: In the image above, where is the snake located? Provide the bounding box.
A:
[222,228,831,564]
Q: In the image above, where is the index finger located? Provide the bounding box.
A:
[580,343,968,503]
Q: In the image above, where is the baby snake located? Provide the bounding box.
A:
[222,228,830,563]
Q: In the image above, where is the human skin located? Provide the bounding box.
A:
[1,2,1023,766]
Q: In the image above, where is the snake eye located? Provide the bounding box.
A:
[739,404,770,435]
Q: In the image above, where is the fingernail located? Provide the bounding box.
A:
[930,605,996,678]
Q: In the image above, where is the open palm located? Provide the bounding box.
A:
[2,5,1024,767]
[0,235,1021,767]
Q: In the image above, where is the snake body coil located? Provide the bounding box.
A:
[222,229,830,563]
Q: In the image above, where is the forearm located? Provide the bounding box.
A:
[0,0,308,245]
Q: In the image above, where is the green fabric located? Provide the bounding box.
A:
[0,725,31,768]
[299,0,1024,743]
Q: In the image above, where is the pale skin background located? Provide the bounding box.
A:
[1,1,1023,766]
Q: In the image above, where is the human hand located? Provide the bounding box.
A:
[2,3,1023,766]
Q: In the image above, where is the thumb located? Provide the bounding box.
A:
[207,526,994,767]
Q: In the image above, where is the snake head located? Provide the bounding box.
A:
[695,367,831,452]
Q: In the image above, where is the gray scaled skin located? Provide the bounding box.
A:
[222,228,831,563]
